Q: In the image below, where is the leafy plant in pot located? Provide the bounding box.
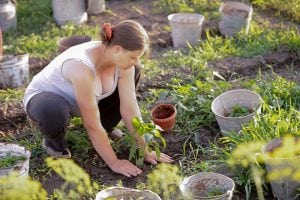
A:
[179,172,235,200]
[0,143,31,177]
[211,89,261,136]
[150,104,177,133]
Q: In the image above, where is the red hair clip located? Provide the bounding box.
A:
[103,23,112,41]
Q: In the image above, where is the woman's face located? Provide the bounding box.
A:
[115,47,145,70]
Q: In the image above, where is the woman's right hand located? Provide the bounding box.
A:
[109,159,142,177]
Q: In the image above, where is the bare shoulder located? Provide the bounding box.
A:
[62,59,94,82]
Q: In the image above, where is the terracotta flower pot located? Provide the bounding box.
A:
[151,104,177,132]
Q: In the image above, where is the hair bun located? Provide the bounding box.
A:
[102,23,112,41]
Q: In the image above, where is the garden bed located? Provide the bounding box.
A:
[0,0,299,199]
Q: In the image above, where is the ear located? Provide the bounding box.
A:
[112,45,123,54]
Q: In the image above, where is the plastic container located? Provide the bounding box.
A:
[0,0,17,32]
[219,1,253,37]
[52,0,87,26]
[0,143,31,177]
[211,89,261,136]
[0,54,29,89]
[95,187,161,200]
[57,35,91,53]
[87,0,105,15]
[262,138,300,200]
[180,172,235,200]
[168,13,204,49]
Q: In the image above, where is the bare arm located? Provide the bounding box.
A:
[62,60,141,177]
[118,67,173,164]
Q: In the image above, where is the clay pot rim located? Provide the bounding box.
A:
[150,103,177,122]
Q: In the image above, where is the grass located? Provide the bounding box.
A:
[3,0,99,59]
[250,0,300,23]
[1,0,300,199]
[154,0,300,23]
[0,88,24,103]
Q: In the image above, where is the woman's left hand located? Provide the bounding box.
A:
[144,151,173,164]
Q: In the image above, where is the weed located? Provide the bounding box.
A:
[0,153,26,168]
[65,129,92,155]
[46,157,101,199]
[254,75,300,110]
[206,186,224,196]
[227,105,253,117]
[147,163,182,199]
[0,88,24,103]
[0,172,48,200]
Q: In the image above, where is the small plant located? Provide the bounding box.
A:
[206,186,224,196]
[229,136,300,200]
[0,172,48,200]
[227,105,253,117]
[124,117,166,167]
[0,153,26,168]
[46,157,101,199]
[0,157,101,200]
[147,163,182,199]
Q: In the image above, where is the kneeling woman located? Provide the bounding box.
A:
[23,20,172,177]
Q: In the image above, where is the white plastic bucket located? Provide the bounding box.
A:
[0,143,31,177]
[52,0,87,26]
[0,0,17,32]
[180,172,235,200]
[87,0,105,15]
[0,54,29,89]
[95,187,161,200]
[219,1,253,37]
[168,13,204,49]
[262,138,300,200]
[211,89,261,136]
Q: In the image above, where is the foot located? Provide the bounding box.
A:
[42,138,71,159]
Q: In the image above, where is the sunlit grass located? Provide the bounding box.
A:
[153,0,221,19]
[3,0,99,59]
[251,0,300,23]
[0,88,25,103]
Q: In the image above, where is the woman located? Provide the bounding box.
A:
[23,20,173,177]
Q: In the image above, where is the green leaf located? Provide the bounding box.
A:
[155,146,161,159]
[144,133,154,143]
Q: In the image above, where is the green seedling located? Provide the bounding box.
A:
[0,153,26,168]
[228,105,253,117]
[206,187,224,197]
[124,117,166,167]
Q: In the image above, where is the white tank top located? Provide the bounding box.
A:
[23,41,120,116]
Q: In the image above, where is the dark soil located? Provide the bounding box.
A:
[152,105,175,119]
[0,0,299,199]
